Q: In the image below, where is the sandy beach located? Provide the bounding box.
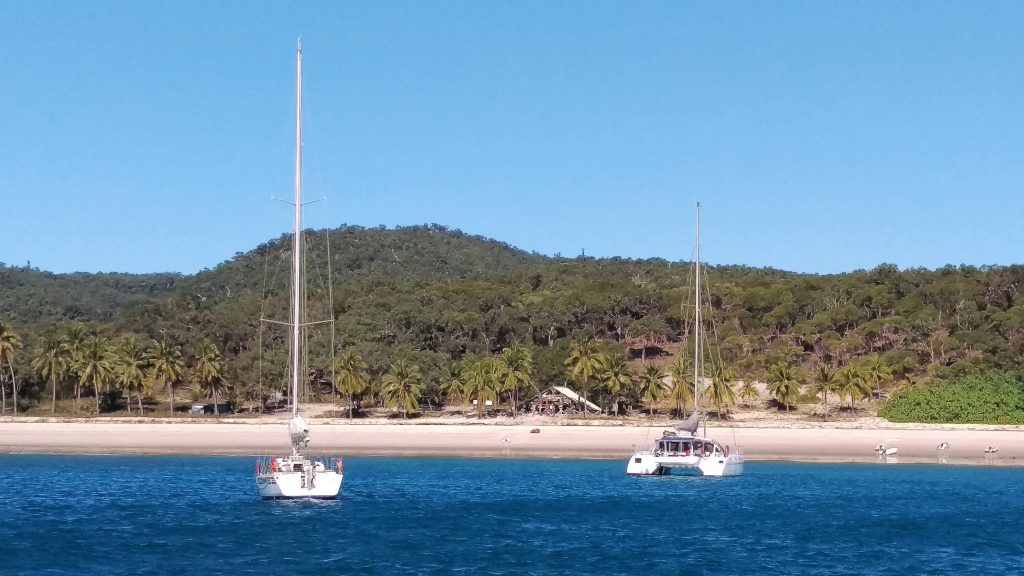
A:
[0,417,1020,465]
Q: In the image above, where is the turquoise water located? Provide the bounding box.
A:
[1,456,1022,575]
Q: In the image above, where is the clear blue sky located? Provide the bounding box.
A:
[2,1,1022,275]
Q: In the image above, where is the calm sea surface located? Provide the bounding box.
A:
[1,455,1022,575]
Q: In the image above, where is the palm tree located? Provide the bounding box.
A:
[668,356,694,417]
[63,323,89,411]
[114,337,148,415]
[864,357,892,399]
[77,336,114,416]
[564,338,606,414]
[837,367,872,410]
[766,363,802,412]
[0,320,23,415]
[440,362,465,407]
[705,362,737,418]
[193,340,226,415]
[637,364,666,416]
[463,358,498,418]
[809,365,838,406]
[496,343,534,416]
[381,360,423,419]
[148,339,184,416]
[600,352,634,416]
[32,331,71,414]
[737,380,760,408]
[334,350,369,418]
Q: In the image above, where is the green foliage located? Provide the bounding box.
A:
[637,365,666,416]
[599,352,635,414]
[334,350,370,418]
[767,363,803,411]
[31,330,71,414]
[77,336,114,415]
[879,373,1024,424]
[0,320,23,414]
[5,229,1024,421]
[496,343,534,415]
[564,338,606,412]
[381,360,424,419]
[705,362,737,417]
[114,337,149,415]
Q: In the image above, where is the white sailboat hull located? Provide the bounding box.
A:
[627,450,744,477]
[627,439,744,477]
[256,470,343,500]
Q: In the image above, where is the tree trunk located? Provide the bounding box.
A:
[1,373,6,413]
[52,374,57,414]
[169,386,175,416]
[214,389,220,415]
[349,392,354,419]
[138,392,144,415]
[75,382,81,411]
[126,391,132,415]
[94,380,101,415]
[10,364,18,416]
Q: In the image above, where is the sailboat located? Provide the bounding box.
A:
[626,203,744,477]
[254,41,344,499]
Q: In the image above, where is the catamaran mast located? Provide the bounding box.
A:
[694,202,703,437]
[290,40,303,418]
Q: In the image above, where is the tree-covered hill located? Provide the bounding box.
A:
[2,223,1023,418]
[0,265,183,329]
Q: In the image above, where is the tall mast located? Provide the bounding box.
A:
[290,40,303,418]
[693,201,702,436]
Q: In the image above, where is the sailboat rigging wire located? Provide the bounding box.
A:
[259,242,289,411]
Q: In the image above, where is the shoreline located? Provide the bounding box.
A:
[0,419,1020,466]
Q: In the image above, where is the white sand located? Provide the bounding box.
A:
[0,418,1020,465]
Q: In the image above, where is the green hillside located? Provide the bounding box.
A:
[2,223,1023,419]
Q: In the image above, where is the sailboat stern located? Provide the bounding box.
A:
[626,451,665,476]
[257,469,343,500]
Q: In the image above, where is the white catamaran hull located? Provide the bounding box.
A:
[627,450,744,477]
[257,470,344,500]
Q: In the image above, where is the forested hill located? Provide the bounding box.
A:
[2,224,1023,405]
[0,266,183,328]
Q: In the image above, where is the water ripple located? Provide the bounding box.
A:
[0,456,1022,575]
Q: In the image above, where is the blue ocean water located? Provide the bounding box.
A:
[1,456,1022,575]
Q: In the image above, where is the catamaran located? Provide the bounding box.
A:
[254,42,344,499]
[626,203,744,477]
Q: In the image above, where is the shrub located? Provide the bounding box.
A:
[878,373,1024,424]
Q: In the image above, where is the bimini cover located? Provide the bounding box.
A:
[289,415,310,447]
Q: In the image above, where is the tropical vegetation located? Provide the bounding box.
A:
[2,224,1023,422]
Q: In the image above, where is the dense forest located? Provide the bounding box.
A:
[1,224,1023,421]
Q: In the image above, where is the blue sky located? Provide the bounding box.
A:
[2,1,1022,274]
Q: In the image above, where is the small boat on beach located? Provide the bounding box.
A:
[254,41,343,500]
[626,203,744,477]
